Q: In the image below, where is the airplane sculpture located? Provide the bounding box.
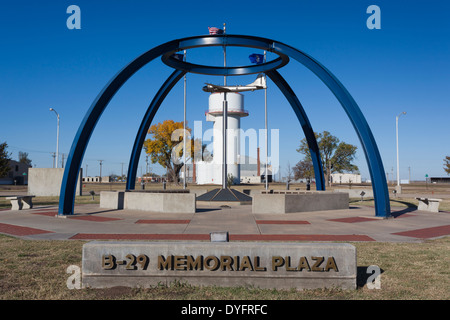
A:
[202,73,267,93]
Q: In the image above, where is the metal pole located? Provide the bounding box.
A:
[183,50,187,189]
[396,116,399,187]
[49,108,60,168]
[264,51,268,190]
[222,23,227,189]
[222,96,228,189]
[396,111,406,187]
[223,23,227,86]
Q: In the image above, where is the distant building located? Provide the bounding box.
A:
[82,176,110,183]
[430,177,450,184]
[330,173,361,184]
[0,160,32,185]
[183,153,272,185]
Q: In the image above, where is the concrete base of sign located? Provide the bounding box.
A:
[100,191,125,210]
[82,241,356,290]
[124,191,196,213]
[99,191,196,213]
[28,168,82,197]
[252,191,349,214]
[334,188,374,198]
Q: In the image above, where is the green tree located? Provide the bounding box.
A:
[444,156,450,175]
[296,131,358,185]
[293,160,314,180]
[0,142,11,177]
[18,151,32,166]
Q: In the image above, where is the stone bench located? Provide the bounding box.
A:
[415,197,442,213]
[6,195,35,210]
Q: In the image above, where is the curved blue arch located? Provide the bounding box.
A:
[59,34,390,218]
[58,39,181,215]
[125,69,326,192]
[271,42,390,217]
[266,70,325,191]
[126,69,186,190]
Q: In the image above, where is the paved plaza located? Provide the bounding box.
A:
[0,201,449,243]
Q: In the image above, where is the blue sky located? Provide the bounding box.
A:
[0,1,449,181]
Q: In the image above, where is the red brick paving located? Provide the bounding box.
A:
[135,219,191,224]
[392,225,450,239]
[255,220,310,225]
[328,217,379,223]
[70,233,210,240]
[230,234,375,241]
[70,233,375,241]
[0,223,53,236]
[31,211,58,217]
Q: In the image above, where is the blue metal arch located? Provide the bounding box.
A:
[271,42,390,217]
[266,70,325,191]
[126,69,186,190]
[59,34,390,218]
[125,69,326,192]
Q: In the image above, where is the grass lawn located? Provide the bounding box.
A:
[0,234,448,300]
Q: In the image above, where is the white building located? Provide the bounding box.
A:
[330,173,361,184]
[196,92,248,185]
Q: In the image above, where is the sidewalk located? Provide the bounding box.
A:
[0,203,449,242]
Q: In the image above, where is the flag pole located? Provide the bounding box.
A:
[222,22,228,189]
[223,23,227,86]
[264,51,268,190]
[183,50,187,189]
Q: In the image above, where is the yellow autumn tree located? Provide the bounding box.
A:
[143,120,188,183]
[143,119,212,183]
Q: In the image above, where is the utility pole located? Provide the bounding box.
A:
[51,152,56,168]
[98,160,103,182]
[408,166,411,183]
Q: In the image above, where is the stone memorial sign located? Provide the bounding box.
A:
[82,241,356,290]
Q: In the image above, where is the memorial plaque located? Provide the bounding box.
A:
[82,241,356,290]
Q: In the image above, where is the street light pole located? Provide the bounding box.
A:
[49,108,60,168]
[396,111,406,193]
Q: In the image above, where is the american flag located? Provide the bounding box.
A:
[208,27,223,35]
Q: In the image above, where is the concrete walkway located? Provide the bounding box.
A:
[0,202,449,243]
